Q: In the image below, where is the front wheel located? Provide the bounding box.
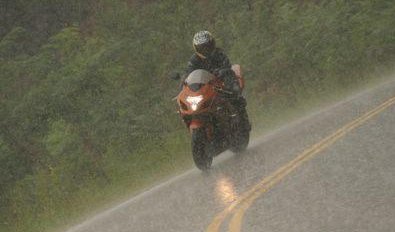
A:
[191,128,212,171]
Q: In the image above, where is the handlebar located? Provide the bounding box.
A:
[214,86,238,98]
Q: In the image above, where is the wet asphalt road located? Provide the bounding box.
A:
[66,78,395,232]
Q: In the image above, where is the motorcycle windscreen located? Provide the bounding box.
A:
[185,69,214,92]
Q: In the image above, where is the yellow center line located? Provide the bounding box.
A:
[206,95,395,232]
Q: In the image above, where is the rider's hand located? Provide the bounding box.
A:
[213,68,221,78]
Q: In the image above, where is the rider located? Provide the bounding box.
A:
[184,30,250,130]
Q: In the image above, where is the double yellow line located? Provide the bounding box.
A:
[206,95,395,232]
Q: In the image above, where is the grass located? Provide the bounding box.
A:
[249,68,395,137]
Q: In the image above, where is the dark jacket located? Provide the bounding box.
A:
[185,48,232,75]
[183,48,239,93]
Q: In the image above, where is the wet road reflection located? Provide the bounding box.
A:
[215,176,238,206]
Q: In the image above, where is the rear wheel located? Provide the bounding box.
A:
[191,128,212,171]
[231,112,251,153]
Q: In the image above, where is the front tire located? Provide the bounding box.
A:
[191,128,212,171]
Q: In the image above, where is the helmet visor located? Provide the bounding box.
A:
[194,41,215,58]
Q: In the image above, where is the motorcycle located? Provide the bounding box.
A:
[174,65,251,170]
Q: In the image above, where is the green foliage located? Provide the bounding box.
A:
[1,0,395,231]
[0,26,30,59]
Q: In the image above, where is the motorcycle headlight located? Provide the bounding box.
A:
[186,95,203,111]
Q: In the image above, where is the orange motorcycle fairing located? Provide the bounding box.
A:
[232,64,244,90]
[175,67,249,171]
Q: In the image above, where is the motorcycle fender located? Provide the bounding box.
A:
[189,119,204,133]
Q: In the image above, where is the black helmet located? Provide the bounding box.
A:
[193,31,216,59]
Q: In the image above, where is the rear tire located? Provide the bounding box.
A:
[192,128,212,171]
[230,113,251,153]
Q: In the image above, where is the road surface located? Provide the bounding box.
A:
[67,78,395,232]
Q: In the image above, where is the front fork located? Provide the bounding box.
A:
[188,119,214,141]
